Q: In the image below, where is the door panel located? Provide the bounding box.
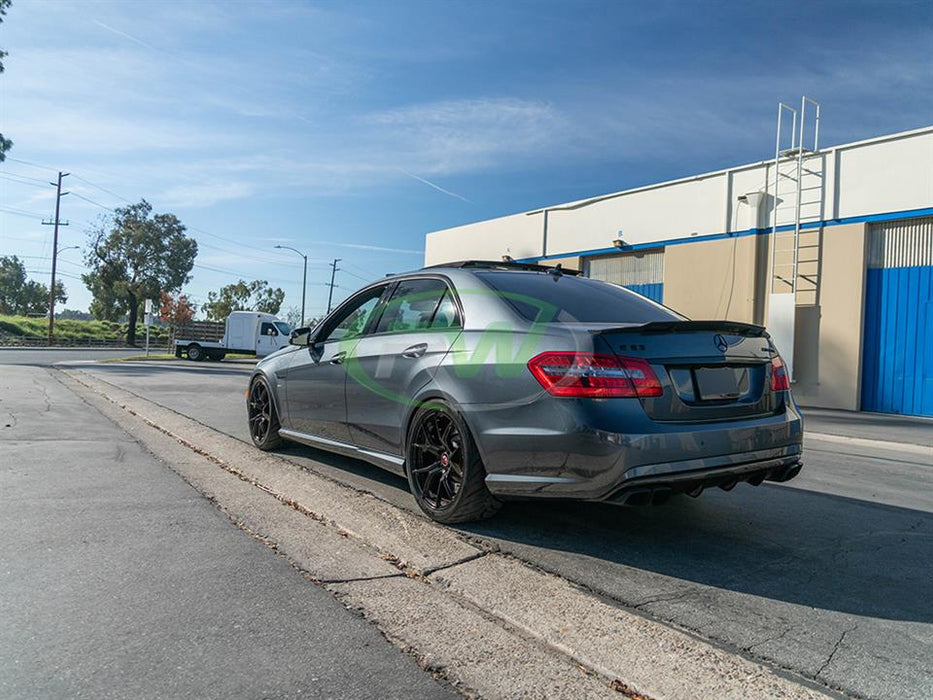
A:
[285,339,358,442]
[346,330,460,454]
[345,279,462,455]
[283,284,389,441]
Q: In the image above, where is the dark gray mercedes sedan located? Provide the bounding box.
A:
[247,260,802,523]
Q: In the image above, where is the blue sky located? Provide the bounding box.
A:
[1,0,931,319]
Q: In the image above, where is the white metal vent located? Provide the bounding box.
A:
[867,216,933,269]
[585,248,664,286]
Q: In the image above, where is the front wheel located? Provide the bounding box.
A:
[247,377,283,450]
[406,402,501,524]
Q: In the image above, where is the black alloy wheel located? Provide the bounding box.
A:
[410,409,464,511]
[247,377,283,450]
[406,403,500,523]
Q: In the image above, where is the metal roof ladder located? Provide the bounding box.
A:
[767,96,823,380]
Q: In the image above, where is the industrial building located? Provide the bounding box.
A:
[425,121,933,417]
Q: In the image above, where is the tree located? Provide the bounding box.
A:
[283,305,302,328]
[57,308,94,321]
[0,0,13,162]
[0,255,66,315]
[202,279,285,321]
[159,291,196,329]
[83,200,197,345]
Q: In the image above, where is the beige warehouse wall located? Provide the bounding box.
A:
[663,225,868,410]
[791,223,867,410]
[425,212,542,265]
[425,127,932,269]
[663,235,760,323]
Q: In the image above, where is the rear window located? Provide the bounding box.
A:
[475,271,683,324]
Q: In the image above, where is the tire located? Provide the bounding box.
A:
[186,344,204,361]
[247,377,283,450]
[406,401,501,524]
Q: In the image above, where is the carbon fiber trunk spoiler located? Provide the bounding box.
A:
[595,320,769,338]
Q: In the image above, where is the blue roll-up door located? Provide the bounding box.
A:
[861,217,933,416]
[584,249,664,303]
[621,282,664,303]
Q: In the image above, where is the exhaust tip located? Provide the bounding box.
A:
[767,462,803,483]
[624,490,653,506]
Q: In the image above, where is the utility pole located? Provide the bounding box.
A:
[42,172,70,344]
[326,258,341,314]
[274,245,308,327]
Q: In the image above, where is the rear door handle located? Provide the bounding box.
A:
[329,351,346,365]
[401,343,427,359]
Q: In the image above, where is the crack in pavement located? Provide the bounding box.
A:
[631,590,693,610]
[745,626,792,653]
[816,624,858,679]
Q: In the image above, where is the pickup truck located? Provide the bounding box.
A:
[174,311,291,361]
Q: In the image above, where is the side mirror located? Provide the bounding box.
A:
[289,327,312,346]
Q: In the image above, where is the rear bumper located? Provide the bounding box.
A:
[471,393,803,501]
[601,453,802,505]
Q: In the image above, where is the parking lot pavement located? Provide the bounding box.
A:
[64,358,933,700]
[802,405,933,446]
[0,365,456,700]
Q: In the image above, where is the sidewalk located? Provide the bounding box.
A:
[0,366,454,700]
[801,406,933,447]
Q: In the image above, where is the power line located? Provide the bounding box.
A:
[340,268,372,284]
[24,268,84,282]
[70,174,132,204]
[6,157,59,172]
[191,262,304,286]
[0,172,52,188]
[70,192,114,211]
[0,206,44,219]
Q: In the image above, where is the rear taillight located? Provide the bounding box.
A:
[770,356,790,391]
[527,352,663,398]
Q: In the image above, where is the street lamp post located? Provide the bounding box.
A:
[274,245,307,327]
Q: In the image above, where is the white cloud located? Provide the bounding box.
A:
[161,182,254,208]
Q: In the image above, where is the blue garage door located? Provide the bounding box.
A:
[861,217,933,416]
[585,249,664,303]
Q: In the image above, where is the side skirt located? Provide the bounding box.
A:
[278,428,406,477]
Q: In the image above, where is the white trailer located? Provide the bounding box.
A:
[174,311,291,361]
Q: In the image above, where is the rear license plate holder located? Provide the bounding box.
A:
[694,367,746,401]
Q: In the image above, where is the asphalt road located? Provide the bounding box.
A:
[28,356,933,699]
[0,362,455,699]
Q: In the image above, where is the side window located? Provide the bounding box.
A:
[430,290,461,329]
[375,278,450,334]
[260,322,278,336]
[319,285,387,343]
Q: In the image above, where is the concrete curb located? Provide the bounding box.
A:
[805,431,933,455]
[59,367,837,700]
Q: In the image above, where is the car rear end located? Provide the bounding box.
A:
[456,268,803,504]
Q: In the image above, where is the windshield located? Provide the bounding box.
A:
[475,271,684,324]
[274,322,291,335]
